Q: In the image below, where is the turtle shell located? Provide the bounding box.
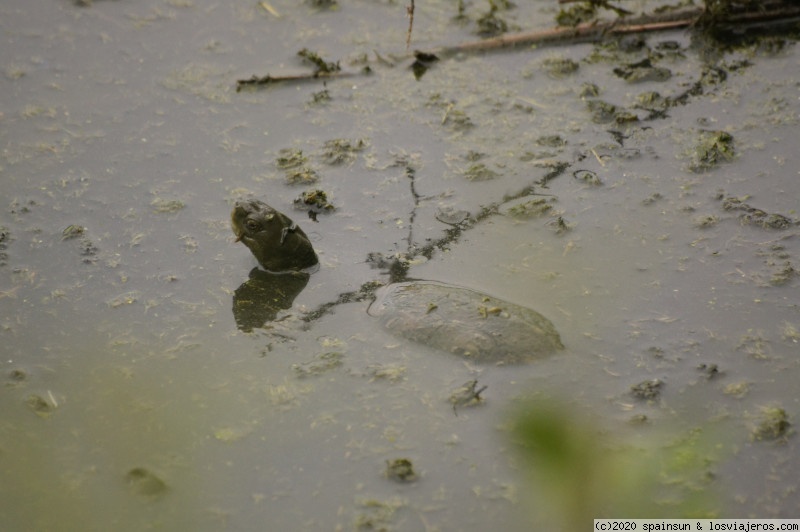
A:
[368,281,564,364]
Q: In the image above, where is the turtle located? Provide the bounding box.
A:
[232,200,564,363]
[231,199,318,272]
[367,281,563,364]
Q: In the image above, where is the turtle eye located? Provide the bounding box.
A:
[245,219,260,231]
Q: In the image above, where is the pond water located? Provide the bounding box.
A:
[1,0,799,530]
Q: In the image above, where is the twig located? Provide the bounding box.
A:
[236,70,358,91]
[406,0,415,50]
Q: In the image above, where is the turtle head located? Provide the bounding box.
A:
[231,199,318,272]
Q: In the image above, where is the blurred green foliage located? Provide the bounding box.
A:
[511,400,721,530]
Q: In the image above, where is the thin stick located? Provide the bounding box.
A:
[430,13,698,56]
[406,0,415,50]
[236,70,358,91]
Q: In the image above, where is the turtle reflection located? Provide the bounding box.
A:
[232,268,310,332]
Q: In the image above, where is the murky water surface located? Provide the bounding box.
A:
[1,1,798,530]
